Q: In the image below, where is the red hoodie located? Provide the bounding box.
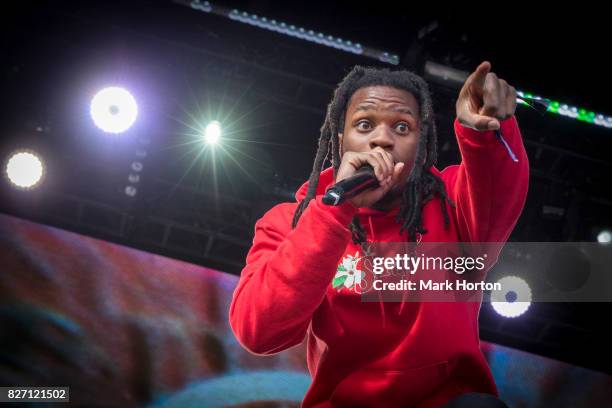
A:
[229,116,529,407]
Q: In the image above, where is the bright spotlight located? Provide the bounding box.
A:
[90,87,138,134]
[5,151,44,189]
[597,230,611,244]
[204,121,222,145]
[490,276,532,318]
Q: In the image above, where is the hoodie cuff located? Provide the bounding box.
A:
[312,195,358,228]
[454,116,517,147]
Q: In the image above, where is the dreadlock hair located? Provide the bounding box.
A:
[291,65,455,249]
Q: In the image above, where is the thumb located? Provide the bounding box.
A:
[391,162,405,184]
[460,111,500,131]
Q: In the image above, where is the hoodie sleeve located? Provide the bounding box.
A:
[229,196,357,355]
[442,115,529,243]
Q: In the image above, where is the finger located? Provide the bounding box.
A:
[372,151,391,180]
[373,148,394,180]
[465,61,491,92]
[382,151,394,179]
[338,152,369,182]
[497,79,508,120]
[363,153,387,183]
[481,73,500,117]
[506,86,517,118]
[380,162,406,194]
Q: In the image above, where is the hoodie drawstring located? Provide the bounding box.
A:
[398,232,422,316]
[367,216,387,329]
[367,216,376,242]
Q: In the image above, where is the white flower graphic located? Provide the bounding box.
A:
[332,252,364,291]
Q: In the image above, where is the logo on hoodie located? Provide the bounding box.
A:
[332,252,366,294]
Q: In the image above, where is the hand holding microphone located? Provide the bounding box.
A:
[325,147,405,208]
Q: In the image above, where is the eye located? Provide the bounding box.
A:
[356,120,372,131]
[395,122,410,133]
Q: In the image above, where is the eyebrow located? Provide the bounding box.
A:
[354,105,415,116]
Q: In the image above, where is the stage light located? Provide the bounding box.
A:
[221,6,394,62]
[131,161,143,172]
[90,87,138,134]
[204,121,222,145]
[5,151,44,189]
[490,276,532,318]
[597,230,611,244]
[124,185,137,197]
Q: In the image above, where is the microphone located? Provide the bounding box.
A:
[322,164,380,206]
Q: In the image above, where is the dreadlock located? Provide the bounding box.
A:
[291,65,455,248]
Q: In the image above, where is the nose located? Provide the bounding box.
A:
[369,125,394,150]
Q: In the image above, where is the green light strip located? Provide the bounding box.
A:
[518,91,610,128]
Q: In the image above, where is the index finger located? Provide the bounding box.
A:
[465,61,491,91]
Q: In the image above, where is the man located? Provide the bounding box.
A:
[229,61,529,407]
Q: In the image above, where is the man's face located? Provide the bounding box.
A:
[339,86,422,198]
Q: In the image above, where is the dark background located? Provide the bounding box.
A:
[1,1,610,374]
